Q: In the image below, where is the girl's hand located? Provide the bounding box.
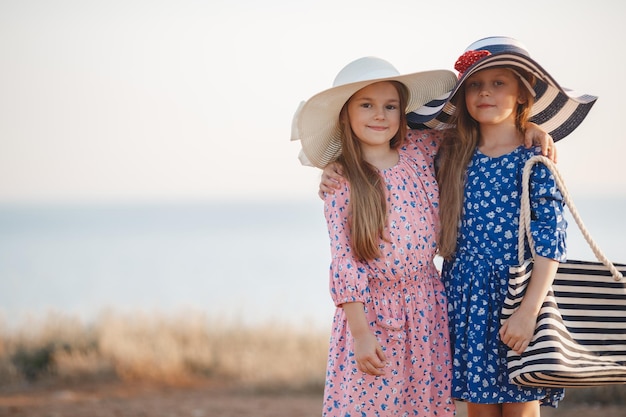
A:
[319,162,344,199]
[342,302,386,375]
[499,308,537,355]
[353,332,387,376]
[501,257,558,354]
[523,122,558,162]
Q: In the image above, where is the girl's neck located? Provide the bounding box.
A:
[478,122,523,158]
[362,146,399,171]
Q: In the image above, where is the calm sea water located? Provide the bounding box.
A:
[0,197,624,327]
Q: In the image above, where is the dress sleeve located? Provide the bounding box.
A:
[528,162,567,261]
[323,180,369,307]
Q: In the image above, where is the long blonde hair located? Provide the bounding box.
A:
[335,81,408,261]
[437,68,535,260]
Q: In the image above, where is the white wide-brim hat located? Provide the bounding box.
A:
[407,36,597,141]
[291,56,457,168]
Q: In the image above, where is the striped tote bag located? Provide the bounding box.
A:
[501,155,626,388]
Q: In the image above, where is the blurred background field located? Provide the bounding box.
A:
[0,311,328,391]
[0,311,624,417]
[0,311,625,400]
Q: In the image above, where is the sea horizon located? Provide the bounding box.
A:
[1,196,624,328]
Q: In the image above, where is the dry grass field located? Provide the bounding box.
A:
[0,311,623,416]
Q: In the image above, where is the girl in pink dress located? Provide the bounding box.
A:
[291,57,457,416]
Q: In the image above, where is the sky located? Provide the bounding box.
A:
[1,0,625,204]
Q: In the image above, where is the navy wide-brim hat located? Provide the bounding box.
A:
[407,36,598,141]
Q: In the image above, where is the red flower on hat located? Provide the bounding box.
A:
[454,50,491,77]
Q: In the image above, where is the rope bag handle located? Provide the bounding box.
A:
[518,155,623,281]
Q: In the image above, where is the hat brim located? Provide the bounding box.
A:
[407,52,597,141]
[292,70,457,168]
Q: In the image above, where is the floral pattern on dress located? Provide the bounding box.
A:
[322,130,454,416]
[442,146,567,407]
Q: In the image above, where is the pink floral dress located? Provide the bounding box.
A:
[322,130,454,416]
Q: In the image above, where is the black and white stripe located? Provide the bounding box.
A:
[502,257,626,387]
[408,38,598,141]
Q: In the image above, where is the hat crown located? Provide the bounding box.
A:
[333,56,401,87]
[464,36,530,57]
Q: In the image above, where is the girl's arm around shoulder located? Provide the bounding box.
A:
[319,162,343,197]
[319,129,445,197]
[524,122,558,162]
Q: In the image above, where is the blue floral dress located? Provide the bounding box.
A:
[442,146,567,407]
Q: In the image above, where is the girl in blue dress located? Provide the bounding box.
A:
[435,37,596,417]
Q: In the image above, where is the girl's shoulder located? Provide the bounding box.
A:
[526,145,543,156]
[517,145,545,163]
[515,146,558,183]
[403,129,442,157]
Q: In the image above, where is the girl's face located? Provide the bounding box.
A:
[464,68,524,127]
[347,81,401,150]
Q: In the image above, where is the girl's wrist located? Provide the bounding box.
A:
[349,325,371,339]
[517,301,541,318]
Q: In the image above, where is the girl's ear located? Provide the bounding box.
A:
[517,94,527,105]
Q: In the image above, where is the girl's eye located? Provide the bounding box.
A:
[467,81,480,89]
[386,105,397,110]
[360,103,372,109]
